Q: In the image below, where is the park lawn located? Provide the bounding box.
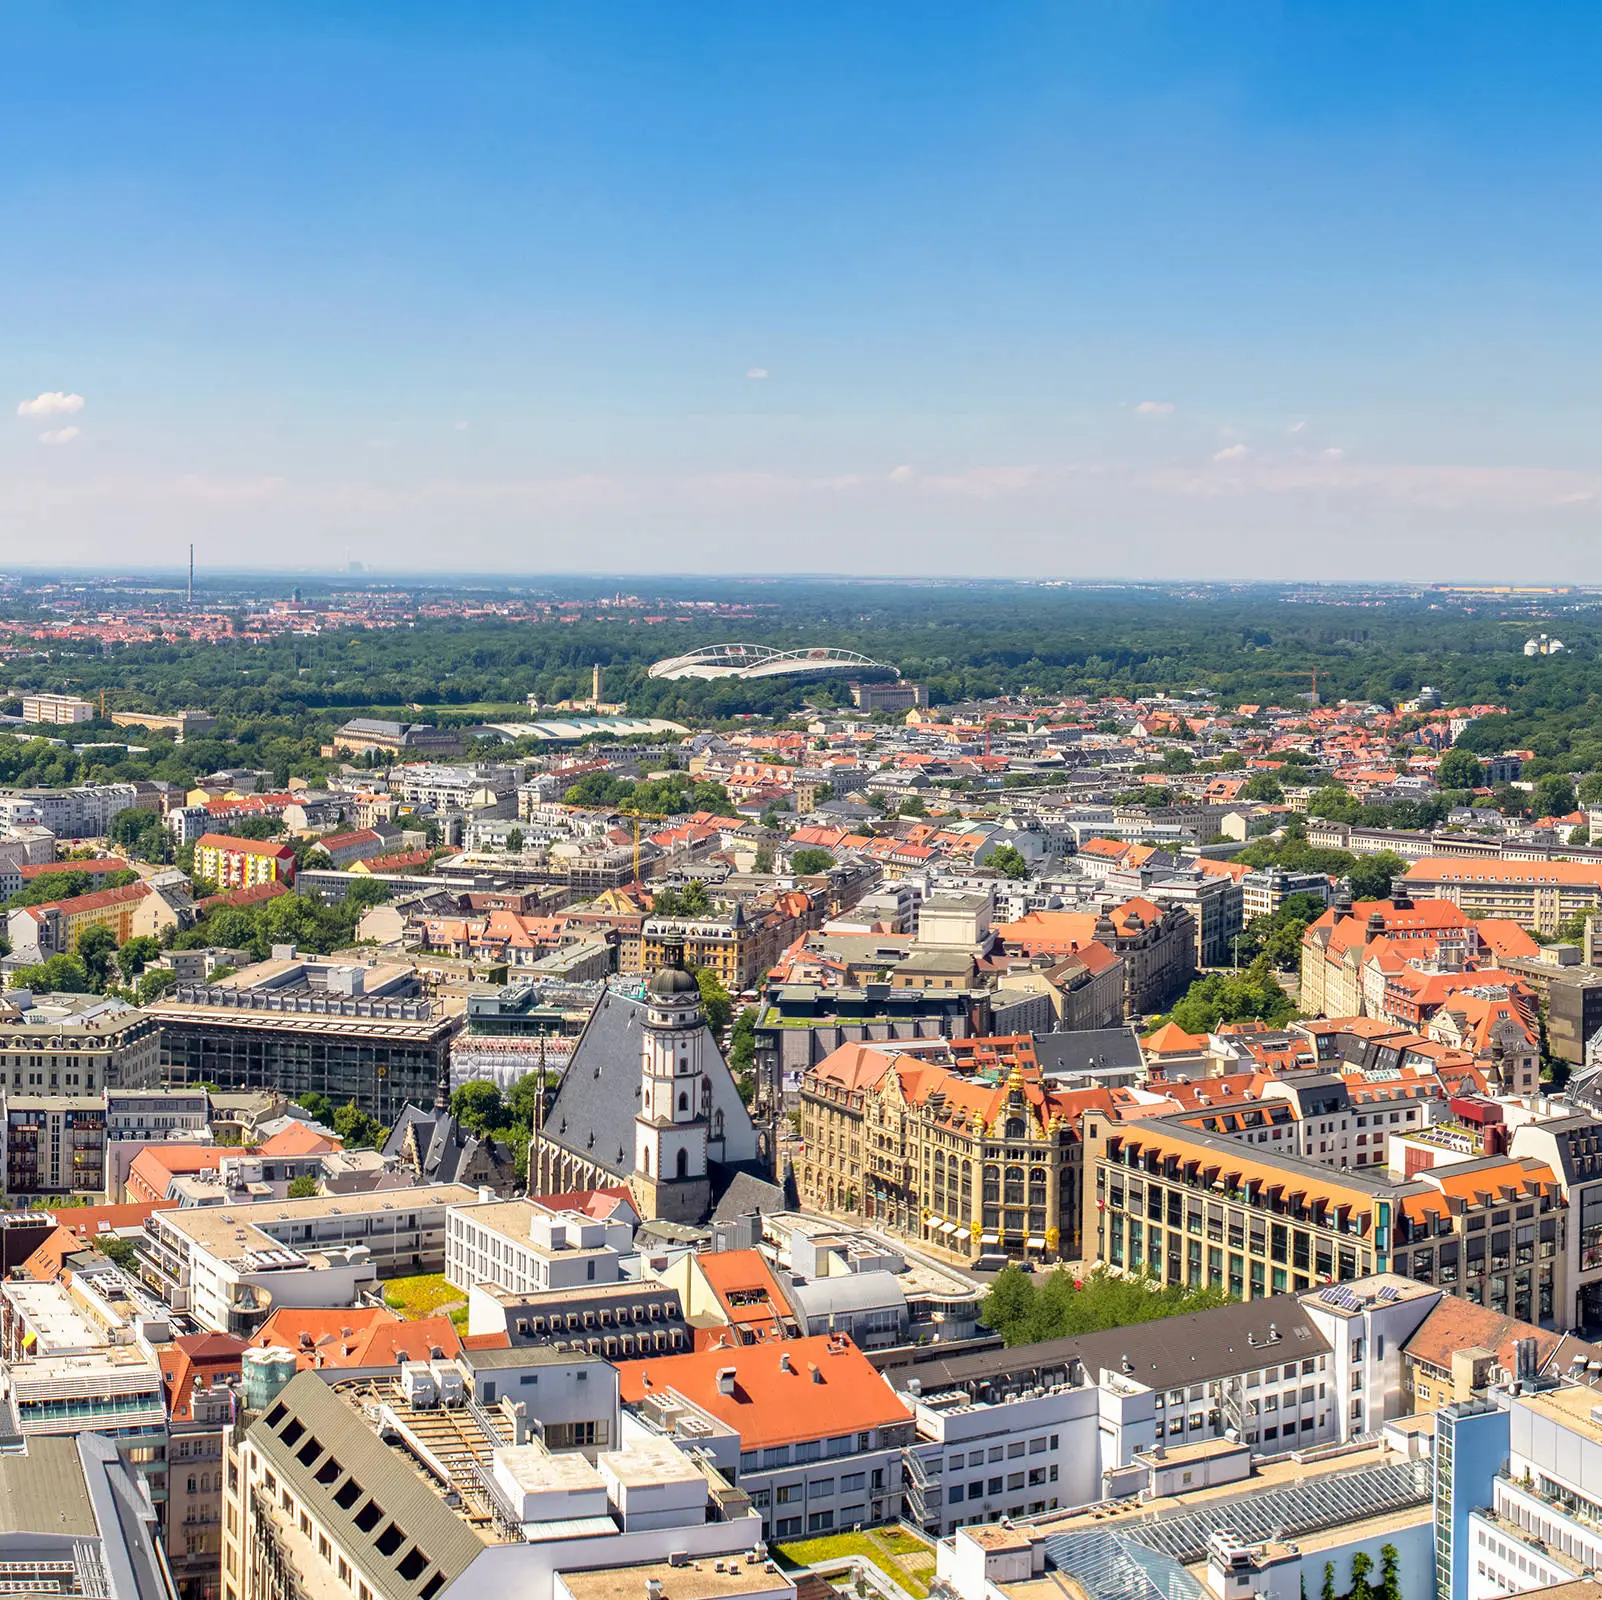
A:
[382,1273,465,1320]
[773,1528,934,1599]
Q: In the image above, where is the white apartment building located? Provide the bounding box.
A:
[393,763,518,811]
[625,1336,915,1543]
[447,1197,632,1297]
[21,693,94,725]
[899,1377,1101,1536]
[0,782,141,837]
[139,1182,476,1334]
[1300,1273,1443,1440]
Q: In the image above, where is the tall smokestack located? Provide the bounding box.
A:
[188,544,194,604]
[592,662,603,704]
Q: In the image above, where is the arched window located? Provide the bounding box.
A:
[676,1147,689,1180]
[713,1109,725,1139]
[643,1147,651,1176]
[1005,1117,1027,1140]
[678,1091,689,1113]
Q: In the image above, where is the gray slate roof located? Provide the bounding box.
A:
[538,985,764,1220]
[1031,1026,1145,1079]
[710,1170,786,1225]
[252,1372,485,1600]
[881,1294,1327,1396]
[384,1103,508,1186]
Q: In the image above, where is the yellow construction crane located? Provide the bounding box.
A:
[1259,668,1321,705]
[619,806,669,885]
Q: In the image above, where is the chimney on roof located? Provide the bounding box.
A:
[809,1363,823,1384]
[716,1366,737,1396]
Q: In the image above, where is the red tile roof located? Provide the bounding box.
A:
[617,1334,911,1450]
[195,833,295,860]
[252,1307,462,1369]
[198,881,292,912]
[160,1331,247,1421]
[18,857,130,879]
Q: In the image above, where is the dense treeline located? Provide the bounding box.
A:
[981,1263,1231,1344]
[7,587,1602,756]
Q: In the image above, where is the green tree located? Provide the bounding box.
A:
[790,847,836,876]
[109,808,175,863]
[1348,1550,1373,1600]
[1168,958,1295,1034]
[1321,1563,1336,1600]
[332,1100,383,1150]
[1241,772,1286,803]
[506,1069,548,1130]
[452,1079,505,1136]
[728,1006,758,1103]
[1535,772,1578,817]
[222,815,286,841]
[506,828,524,854]
[1492,783,1531,817]
[1234,893,1327,971]
[6,868,139,911]
[693,965,733,1033]
[979,1265,1038,1342]
[287,1175,320,1198]
[983,1265,1231,1346]
[987,844,1030,880]
[299,1091,333,1124]
[679,880,712,917]
[1436,747,1484,789]
[1348,850,1408,901]
[75,924,120,991]
[116,935,162,982]
[136,968,180,1005]
[898,795,927,817]
[753,844,775,874]
[97,1235,139,1270]
[10,953,93,994]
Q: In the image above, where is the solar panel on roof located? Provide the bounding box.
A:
[1377,1284,1401,1301]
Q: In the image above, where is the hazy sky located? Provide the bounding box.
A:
[6,3,1602,579]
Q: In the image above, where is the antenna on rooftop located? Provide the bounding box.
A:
[188,544,194,605]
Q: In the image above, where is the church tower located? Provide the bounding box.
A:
[632,940,712,1223]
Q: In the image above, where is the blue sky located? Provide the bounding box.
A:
[5,2,1602,578]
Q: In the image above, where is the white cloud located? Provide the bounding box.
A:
[1322,446,1344,459]
[1134,400,1174,417]
[37,426,80,445]
[17,391,85,418]
[887,464,916,484]
[1213,443,1249,462]
[1288,420,1306,434]
[746,367,769,380]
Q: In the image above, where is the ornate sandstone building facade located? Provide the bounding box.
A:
[797,1037,1111,1267]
